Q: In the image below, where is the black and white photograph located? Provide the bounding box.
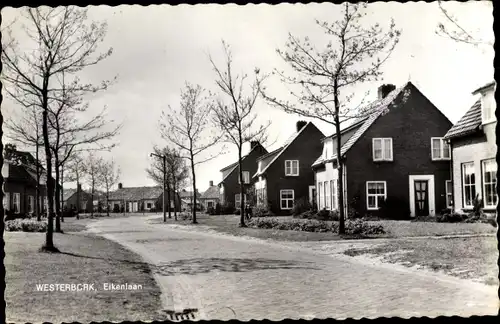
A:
[1,0,497,322]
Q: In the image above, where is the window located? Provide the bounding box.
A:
[325,180,330,209]
[238,171,250,184]
[481,91,496,124]
[207,201,214,208]
[256,187,267,206]
[372,138,393,161]
[285,160,299,176]
[431,137,451,160]
[331,180,338,210]
[482,159,497,208]
[280,190,294,210]
[235,194,247,208]
[28,196,34,213]
[462,162,476,208]
[445,180,453,208]
[318,182,323,209]
[13,193,20,213]
[3,192,10,211]
[147,202,152,209]
[366,181,387,210]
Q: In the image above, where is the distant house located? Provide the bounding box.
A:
[199,181,221,210]
[444,81,497,214]
[312,82,453,218]
[2,149,49,215]
[179,189,202,211]
[63,184,93,212]
[253,121,325,215]
[218,141,268,209]
[107,183,180,213]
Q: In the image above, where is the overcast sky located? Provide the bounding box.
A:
[2,2,494,192]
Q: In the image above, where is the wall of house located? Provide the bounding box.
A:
[451,122,497,213]
[64,192,93,212]
[222,144,268,207]
[265,124,324,215]
[346,83,453,217]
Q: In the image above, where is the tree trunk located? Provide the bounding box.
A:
[60,165,64,223]
[238,145,246,227]
[35,142,41,222]
[54,157,62,233]
[106,189,110,217]
[173,179,178,221]
[190,150,197,224]
[167,181,172,219]
[90,183,94,217]
[334,82,345,235]
[42,103,56,251]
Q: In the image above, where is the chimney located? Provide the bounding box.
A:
[118,183,123,189]
[250,141,259,150]
[377,84,396,100]
[296,120,307,132]
[77,184,82,192]
[209,180,214,187]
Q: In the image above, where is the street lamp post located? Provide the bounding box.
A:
[150,152,167,222]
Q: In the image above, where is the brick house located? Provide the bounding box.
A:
[253,121,325,215]
[199,181,220,210]
[2,149,49,216]
[107,183,180,213]
[218,141,268,209]
[444,81,497,214]
[312,82,453,218]
[63,184,93,212]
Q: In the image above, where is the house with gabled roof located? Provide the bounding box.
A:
[107,183,180,213]
[253,121,325,215]
[444,81,497,214]
[63,185,93,213]
[312,82,453,218]
[199,180,220,210]
[218,141,268,209]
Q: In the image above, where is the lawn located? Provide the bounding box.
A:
[149,213,496,242]
[343,236,499,286]
[5,231,168,323]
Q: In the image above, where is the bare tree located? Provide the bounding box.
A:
[84,153,103,217]
[146,146,189,220]
[436,0,493,48]
[209,41,271,227]
[160,83,223,224]
[65,154,86,219]
[48,71,121,232]
[2,7,114,251]
[262,3,401,234]
[99,159,120,216]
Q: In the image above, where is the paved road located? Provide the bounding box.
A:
[85,216,498,321]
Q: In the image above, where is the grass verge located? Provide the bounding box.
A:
[5,232,168,323]
[343,236,499,286]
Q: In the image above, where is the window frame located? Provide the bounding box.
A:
[481,159,497,208]
[13,192,21,214]
[330,180,337,210]
[372,138,393,162]
[431,137,451,161]
[238,171,250,184]
[366,181,387,210]
[284,160,299,176]
[280,189,295,210]
[445,180,453,208]
[461,162,476,209]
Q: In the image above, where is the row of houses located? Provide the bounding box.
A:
[209,81,497,218]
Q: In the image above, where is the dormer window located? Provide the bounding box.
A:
[481,89,496,124]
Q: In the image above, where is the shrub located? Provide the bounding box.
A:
[378,196,410,220]
[4,210,29,221]
[113,204,120,213]
[436,212,467,223]
[220,202,235,215]
[293,210,315,219]
[348,193,363,219]
[252,204,274,217]
[206,206,216,215]
[344,219,386,235]
[234,209,241,215]
[472,194,483,217]
[215,203,221,215]
[315,209,331,220]
[291,197,312,216]
[5,219,48,232]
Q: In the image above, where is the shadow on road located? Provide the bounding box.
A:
[152,257,319,276]
[59,251,153,273]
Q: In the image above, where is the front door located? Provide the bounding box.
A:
[309,186,316,207]
[414,180,429,216]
